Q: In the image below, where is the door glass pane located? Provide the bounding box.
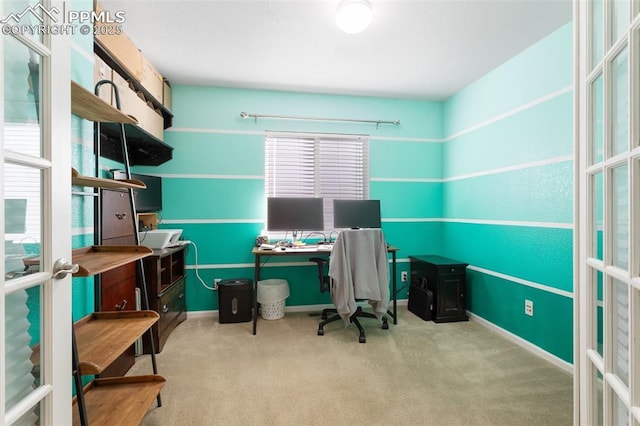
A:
[2,0,46,44]
[595,366,604,426]
[611,48,629,157]
[5,288,41,418]
[4,165,42,280]
[592,172,604,260]
[592,0,604,68]
[4,35,42,157]
[596,269,604,356]
[613,389,630,425]
[612,0,630,45]
[592,74,604,164]
[612,279,629,388]
[611,164,628,270]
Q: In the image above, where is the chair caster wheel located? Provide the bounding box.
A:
[359,335,366,344]
[318,328,324,336]
[382,319,389,330]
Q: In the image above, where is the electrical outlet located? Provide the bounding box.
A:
[214,278,222,290]
[401,271,408,282]
[525,299,534,316]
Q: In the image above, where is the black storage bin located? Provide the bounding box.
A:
[408,283,433,321]
[218,278,253,324]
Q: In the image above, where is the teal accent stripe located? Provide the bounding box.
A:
[371,140,443,179]
[444,161,573,224]
[467,270,573,363]
[442,222,572,292]
[444,93,573,178]
[371,181,443,218]
[172,85,443,140]
[135,131,265,176]
[443,23,573,136]
[161,178,265,220]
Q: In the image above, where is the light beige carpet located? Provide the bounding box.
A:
[130,308,573,426]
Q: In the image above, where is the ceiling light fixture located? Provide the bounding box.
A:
[336,0,372,34]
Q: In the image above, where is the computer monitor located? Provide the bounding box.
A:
[333,199,381,229]
[113,170,162,213]
[267,197,324,235]
[5,199,27,234]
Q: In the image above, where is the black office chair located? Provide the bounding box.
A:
[309,229,389,343]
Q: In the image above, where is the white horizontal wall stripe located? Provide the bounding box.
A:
[444,155,573,182]
[161,219,264,224]
[444,85,573,141]
[153,155,570,184]
[162,217,571,230]
[167,127,264,136]
[168,127,442,144]
[371,177,441,183]
[441,218,573,229]
[369,136,443,143]
[468,265,573,299]
[154,173,263,180]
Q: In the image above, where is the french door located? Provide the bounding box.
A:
[1,0,72,424]
[577,0,640,424]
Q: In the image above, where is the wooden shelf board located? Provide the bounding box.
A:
[71,168,146,190]
[71,80,138,124]
[72,246,153,277]
[72,375,166,426]
[75,311,160,375]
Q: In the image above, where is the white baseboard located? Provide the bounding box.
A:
[468,312,574,374]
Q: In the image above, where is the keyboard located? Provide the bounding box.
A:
[284,246,318,252]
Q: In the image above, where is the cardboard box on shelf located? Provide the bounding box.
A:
[162,79,172,111]
[140,54,164,103]
[93,54,112,104]
[94,1,142,82]
[112,71,145,124]
[143,105,164,141]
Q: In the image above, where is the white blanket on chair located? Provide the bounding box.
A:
[328,229,390,326]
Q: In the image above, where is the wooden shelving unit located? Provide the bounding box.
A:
[70,79,164,425]
[72,376,166,426]
[71,81,138,125]
[74,311,159,374]
[72,168,145,190]
[72,246,152,277]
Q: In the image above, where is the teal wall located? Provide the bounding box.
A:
[64,19,575,365]
[70,1,101,322]
[441,23,574,363]
[133,87,444,311]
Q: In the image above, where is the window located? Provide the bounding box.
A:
[265,132,369,231]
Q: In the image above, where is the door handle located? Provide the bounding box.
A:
[53,258,79,279]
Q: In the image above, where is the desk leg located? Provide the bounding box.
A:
[392,252,397,324]
[253,255,260,335]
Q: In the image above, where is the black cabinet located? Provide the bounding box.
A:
[409,255,468,323]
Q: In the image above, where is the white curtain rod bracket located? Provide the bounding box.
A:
[240,112,399,129]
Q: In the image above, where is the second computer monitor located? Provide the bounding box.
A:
[333,199,381,229]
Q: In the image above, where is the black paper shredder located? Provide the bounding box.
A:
[218,278,253,323]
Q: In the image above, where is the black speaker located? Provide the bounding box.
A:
[408,283,433,321]
[218,279,253,324]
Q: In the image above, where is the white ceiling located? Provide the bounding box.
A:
[100,0,573,101]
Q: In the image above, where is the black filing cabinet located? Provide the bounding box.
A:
[409,255,469,323]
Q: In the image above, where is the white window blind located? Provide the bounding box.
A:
[265,132,369,231]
